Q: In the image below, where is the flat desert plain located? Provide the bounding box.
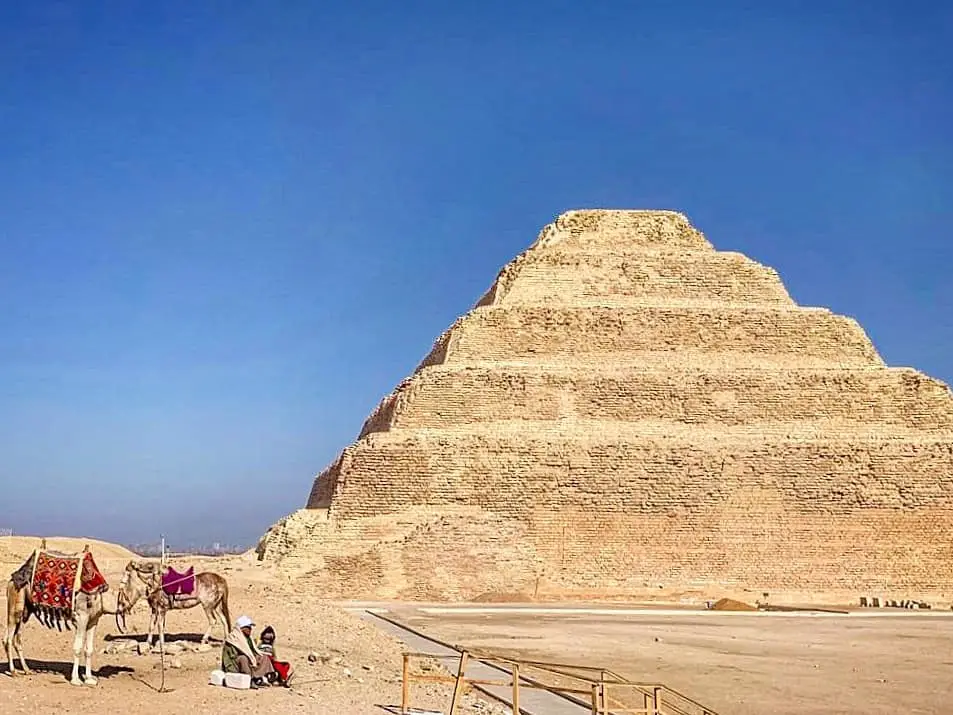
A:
[385,603,953,715]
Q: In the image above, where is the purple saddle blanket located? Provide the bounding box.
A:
[161,566,195,596]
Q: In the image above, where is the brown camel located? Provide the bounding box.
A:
[4,548,123,686]
[119,560,231,649]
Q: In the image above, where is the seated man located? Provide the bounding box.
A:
[222,615,275,688]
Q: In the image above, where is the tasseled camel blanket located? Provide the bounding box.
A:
[24,550,108,630]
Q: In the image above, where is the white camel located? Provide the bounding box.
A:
[4,546,122,686]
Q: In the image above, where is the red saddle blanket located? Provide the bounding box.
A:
[162,566,195,596]
[30,551,108,611]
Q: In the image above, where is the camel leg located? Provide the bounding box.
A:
[10,622,32,675]
[216,605,229,642]
[13,623,30,675]
[3,624,13,676]
[146,609,156,648]
[200,604,214,644]
[70,616,86,685]
[83,623,98,685]
[5,582,27,676]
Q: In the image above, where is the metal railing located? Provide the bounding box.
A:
[400,648,721,715]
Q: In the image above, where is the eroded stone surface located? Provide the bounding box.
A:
[258,209,953,601]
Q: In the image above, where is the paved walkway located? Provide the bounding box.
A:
[360,611,589,715]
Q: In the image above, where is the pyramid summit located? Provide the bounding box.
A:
[259,209,953,601]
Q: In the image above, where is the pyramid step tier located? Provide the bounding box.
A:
[534,210,714,252]
[417,305,883,371]
[477,247,794,308]
[360,365,953,436]
[308,428,953,516]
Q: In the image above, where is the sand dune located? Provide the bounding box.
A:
[0,536,136,566]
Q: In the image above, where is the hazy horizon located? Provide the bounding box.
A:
[2,2,950,546]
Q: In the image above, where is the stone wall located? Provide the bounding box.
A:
[259,209,953,602]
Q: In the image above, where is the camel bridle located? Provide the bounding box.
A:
[114,567,149,634]
[115,588,129,634]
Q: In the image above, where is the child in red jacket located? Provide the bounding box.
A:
[258,625,295,686]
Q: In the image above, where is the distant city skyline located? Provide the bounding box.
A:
[0,528,251,552]
[2,1,950,544]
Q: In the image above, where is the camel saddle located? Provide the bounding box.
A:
[161,566,195,597]
[29,550,108,614]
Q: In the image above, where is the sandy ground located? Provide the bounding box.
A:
[6,537,951,714]
[387,604,953,715]
[0,541,509,715]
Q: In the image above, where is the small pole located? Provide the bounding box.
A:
[512,662,520,714]
[653,685,662,715]
[401,654,410,713]
[158,533,167,693]
[158,613,167,692]
[590,684,600,714]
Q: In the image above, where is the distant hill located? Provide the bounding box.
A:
[0,536,137,566]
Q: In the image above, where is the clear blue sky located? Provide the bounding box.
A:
[1,1,950,547]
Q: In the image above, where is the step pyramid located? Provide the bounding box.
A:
[258,210,953,601]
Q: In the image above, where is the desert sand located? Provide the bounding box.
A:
[0,538,507,715]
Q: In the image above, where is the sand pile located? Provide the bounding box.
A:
[710,597,759,611]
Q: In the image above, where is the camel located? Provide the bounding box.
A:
[4,547,123,686]
[119,560,231,649]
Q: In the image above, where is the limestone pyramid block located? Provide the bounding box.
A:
[259,210,953,602]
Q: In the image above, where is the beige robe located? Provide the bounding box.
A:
[222,627,274,678]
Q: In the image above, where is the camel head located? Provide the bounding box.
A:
[118,560,159,609]
[113,561,152,634]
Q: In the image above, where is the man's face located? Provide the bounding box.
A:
[241,626,252,637]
